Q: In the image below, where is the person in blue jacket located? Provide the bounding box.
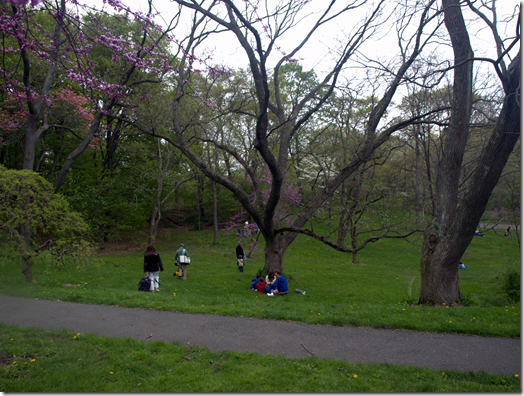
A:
[269,271,288,295]
[249,275,259,290]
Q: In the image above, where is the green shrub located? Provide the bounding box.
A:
[494,262,520,302]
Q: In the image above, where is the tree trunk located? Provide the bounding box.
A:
[212,180,219,243]
[148,203,161,245]
[414,128,421,228]
[337,182,347,246]
[351,233,358,264]
[263,234,284,273]
[21,258,34,283]
[419,228,463,305]
[53,111,104,190]
[13,229,35,282]
[419,0,473,305]
[207,144,219,243]
[23,116,39,170]
[418,0,520,305]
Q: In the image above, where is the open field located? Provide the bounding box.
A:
[0,227,520,392]
[0,227,520,338]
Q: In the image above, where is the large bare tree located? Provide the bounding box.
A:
[418,0,520,305]
[159,0,444,273]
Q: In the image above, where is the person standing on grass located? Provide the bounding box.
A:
[175,243,190,280]
[269,271,288,295]
[144,245,163,292]
[236,242,245,272]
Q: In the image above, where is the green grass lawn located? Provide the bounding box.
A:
[0,227,520,337]
[0,227,520,392]
[0,323,520,392]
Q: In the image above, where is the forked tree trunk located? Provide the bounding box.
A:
[418,0,520,304]
[419,0,473,305]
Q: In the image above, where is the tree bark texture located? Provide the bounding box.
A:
[263,233,284,274]
[13,229,35,282]
[419,0,520,305]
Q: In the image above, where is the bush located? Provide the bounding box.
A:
[494,262,520,302]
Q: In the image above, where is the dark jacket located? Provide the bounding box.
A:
[144,251,164,273]
[236,245,244,258]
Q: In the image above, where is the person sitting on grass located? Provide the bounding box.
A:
[250,276,259,290]
[265,271,276,286]
[256,276,272,294]
[269,271,288,295]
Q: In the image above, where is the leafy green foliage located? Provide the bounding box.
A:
[0,165,87,238]
[493,262,520,303]
[0,165,92,276]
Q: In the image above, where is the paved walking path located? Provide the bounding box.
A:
[0,295,520,376]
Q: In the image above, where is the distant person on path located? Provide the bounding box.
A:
[505,226,511,236]
[144,244,164,292]
[175,243,190,280]
[236,242,245,272]
[270,271,288,295]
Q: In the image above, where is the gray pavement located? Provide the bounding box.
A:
[0,294,520,376]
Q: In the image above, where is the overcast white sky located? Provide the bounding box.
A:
[131,0,520,72]
[90,0,520,89]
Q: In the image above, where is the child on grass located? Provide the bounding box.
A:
[256,276,272,295]
[250,276,259,290]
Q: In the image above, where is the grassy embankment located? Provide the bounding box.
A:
[0,227,520,392]
[0,227,519,337]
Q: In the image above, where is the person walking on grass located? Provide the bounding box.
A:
[144,244,164,292]
[175,243,190,280]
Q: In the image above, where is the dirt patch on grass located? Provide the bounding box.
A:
[0,353,37,366]
[96,225,213,255]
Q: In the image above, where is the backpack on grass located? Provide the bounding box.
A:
[138,276,151,291]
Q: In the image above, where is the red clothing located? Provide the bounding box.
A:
[256,281,266,293]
